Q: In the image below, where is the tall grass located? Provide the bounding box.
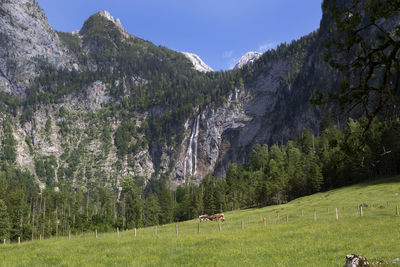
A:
[1,176,400,266]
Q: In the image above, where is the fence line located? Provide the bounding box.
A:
[3,202,399,245]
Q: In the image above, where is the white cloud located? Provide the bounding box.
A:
[222,50,234,58]
[258,42,277,52]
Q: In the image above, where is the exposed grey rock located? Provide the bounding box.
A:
[0,0,77,94]
[234,51,262,69]
[181,52,213,73]
[172,87,252,185]
[89,10,130,39]
[343,254,370,267]
[85,81,111,111]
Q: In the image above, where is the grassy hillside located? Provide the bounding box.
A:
[1,176,400,266]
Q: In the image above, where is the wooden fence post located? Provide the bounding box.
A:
[301,209,303,217]
[117,227,119,237]
[327,208,329,213]
[95,229,98,238]
[218,222,221,232]
[263,217,266,227]
[314,210,317,222]
[335,208,338,220]
[176,224,178,235]
[360,206,363,217]
[40,234,42,241]
[68,229,71,240]
[3,239,5,245]
[396,206,399,216]
[286,214,289,223]
[134,228,137,237]
[241,221,244,230]
[18,237,20,245]
[197,222,200,234]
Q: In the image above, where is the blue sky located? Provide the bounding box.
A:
[36,0,323,71]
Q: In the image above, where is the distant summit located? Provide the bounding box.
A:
[79,10,130,38]
[234,52,262,69]
[181,52,213,73]
[97,10,124,30]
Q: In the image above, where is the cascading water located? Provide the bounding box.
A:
[183,114,200,180]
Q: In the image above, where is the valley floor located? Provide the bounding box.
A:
[1,176,400,266]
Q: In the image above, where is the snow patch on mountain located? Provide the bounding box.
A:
[182,52,213,73]
[234,52,262,69]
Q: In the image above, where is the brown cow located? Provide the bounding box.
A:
[210,213,225,222]
[199,214,210,222]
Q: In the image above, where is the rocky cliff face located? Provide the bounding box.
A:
[171,36,328,181]
[172,87,252,185]
[181,52,213,73]
[234,51,262,69]
[0,0,346,191]
[0,0,77,94]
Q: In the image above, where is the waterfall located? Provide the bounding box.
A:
[183,114,200,180]
[193,114,200,177]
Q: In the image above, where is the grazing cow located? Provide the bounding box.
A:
[210,213,225,222]
[199,214,210,222]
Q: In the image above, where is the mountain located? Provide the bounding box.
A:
[234,51,262,69]
[0,0,362,192]
[181,52,213,73]
[0,0,77,95]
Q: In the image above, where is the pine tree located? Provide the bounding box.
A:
[143,194,160,226]
[158,182,173,224]
[0,199,10,241]
[189,186,203,218]
[2,123,16,163]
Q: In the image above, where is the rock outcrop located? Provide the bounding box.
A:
[173,87,251,184]
[234,52,262,69]
[0,0,77,94]
[343,254,370,267]
[181,52,213,73]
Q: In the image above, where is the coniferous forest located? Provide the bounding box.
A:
[1,116,399,242]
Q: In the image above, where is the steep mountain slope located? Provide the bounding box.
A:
[0,0,77,95]
[175,31,335,180]
[234,51,262,69]
[181,52,213,73]
[0,0,351,192]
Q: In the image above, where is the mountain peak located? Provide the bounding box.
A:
[97,10,121,26]
[181,52,213,73]
[96,10,125,32]
[234,52,262,69]
[80,10,129,38]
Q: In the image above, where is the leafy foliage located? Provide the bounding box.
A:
[315,0,400,125]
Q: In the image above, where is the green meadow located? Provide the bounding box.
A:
[1,176,400,266]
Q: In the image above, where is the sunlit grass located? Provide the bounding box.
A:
[1,176,400,266]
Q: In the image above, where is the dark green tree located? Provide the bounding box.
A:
[158,181,173,224]
[143,194,161,226]
[0,199,10,241]
[317,0,400,125]
[2,123,16,163]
